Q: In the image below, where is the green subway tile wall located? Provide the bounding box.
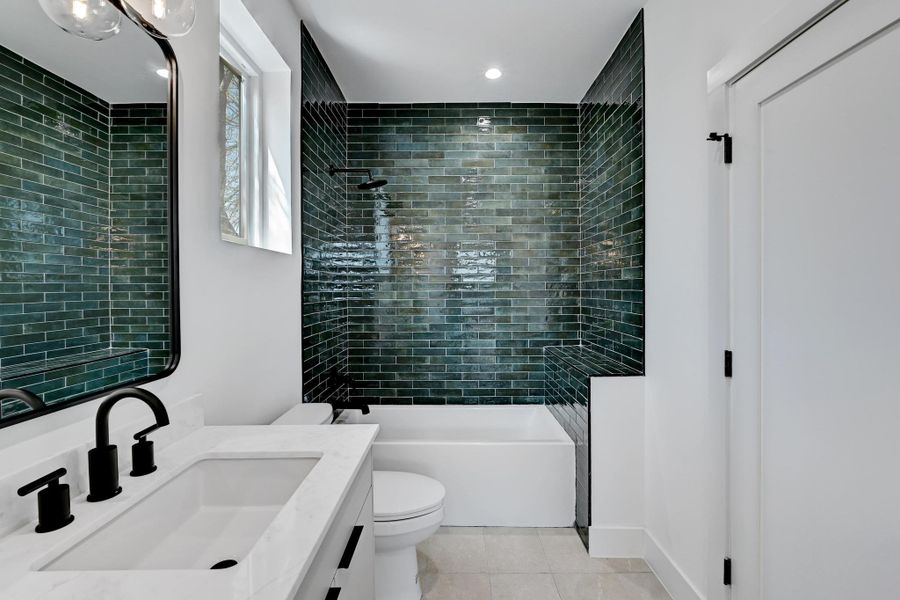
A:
[300,24,349,406]
[109,104,170,372]
[579,13,645,371]
[0,45,169,417]
[300,19,645,411]
[0,45,112,370]
[345,103,582,405]
[544,11,644,547]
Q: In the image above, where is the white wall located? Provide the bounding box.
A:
[0,0,304,451]
[641,1,824,599]
[590,377,645,558]
[149,0,304,426]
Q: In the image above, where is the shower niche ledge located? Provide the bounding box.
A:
[0,349,150,419]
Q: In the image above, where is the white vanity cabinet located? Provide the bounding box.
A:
[294,453,374,600]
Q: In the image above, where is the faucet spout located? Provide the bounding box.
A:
[94,387,169,449]
[87,387,169,502]
[0,388,45,411]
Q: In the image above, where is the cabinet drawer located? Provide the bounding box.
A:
[294,452,373,600]
[330,487,374,600]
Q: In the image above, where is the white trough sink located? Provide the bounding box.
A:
[43,457,319,571]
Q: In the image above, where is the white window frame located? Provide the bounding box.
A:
[219,0,293,254]
[219,32,261,246]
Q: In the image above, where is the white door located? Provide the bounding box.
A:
[728,2,900,599]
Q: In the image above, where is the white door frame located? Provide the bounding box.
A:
[710,1,900,598]
[707,0,850,92]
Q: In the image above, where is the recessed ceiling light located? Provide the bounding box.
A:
[484,68,502,80]
[156,68,170,79]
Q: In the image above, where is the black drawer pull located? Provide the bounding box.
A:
[325,587,341,600]
[338,525,364,569]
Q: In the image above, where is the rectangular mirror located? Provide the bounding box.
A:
[0,1,179,427]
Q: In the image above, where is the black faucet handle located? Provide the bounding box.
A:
[17,468,67,497]
[130,422,166,477]
[17,468,75,533]
[130,432,159,478]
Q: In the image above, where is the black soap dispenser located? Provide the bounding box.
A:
[17,468,75,533]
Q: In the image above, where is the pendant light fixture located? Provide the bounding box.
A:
[121,0,196,38]
[38,0,122,41]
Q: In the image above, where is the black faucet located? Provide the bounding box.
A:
[326,369,372,415]
[87,387,169,502]
[0,388,45,412]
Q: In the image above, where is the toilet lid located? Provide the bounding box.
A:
[373,471,446,522]
[271,403,333,425]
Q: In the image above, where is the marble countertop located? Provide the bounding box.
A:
[0,425,379,600]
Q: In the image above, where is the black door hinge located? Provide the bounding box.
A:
[723,557,732,586]
[724,350,733,378]
[707,132,733,164]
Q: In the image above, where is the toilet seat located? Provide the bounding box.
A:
[373,471,445,522]
[373,506,444,538]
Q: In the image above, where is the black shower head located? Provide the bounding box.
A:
[358,177,388,191]
[329,166,388,191]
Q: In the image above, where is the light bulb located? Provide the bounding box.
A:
[72,0,88,20]
[39,0,122,41]
[152,0,165,20]
[122,0,195,38]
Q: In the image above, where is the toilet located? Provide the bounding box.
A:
[273,404,446,600]
[372,471,445,600]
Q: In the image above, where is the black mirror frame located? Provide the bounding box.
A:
[0,2,181,430]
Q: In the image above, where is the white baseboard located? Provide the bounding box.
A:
[588,527,707,600]
[643,530,705,600]
[588,526,646,558]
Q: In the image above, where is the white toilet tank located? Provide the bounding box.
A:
[271,403,333,425]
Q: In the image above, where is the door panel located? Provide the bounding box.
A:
[729,2,900,599]
[760,25,900,599]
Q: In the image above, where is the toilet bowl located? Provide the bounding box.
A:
[372,471,445,600]
[272,404,446,600]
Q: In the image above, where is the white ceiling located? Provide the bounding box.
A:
[0,1,168,104]
[292,0,646,103]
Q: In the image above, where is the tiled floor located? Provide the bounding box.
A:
[417,528,671,600]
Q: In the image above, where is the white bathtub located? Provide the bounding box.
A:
[336,405,575,527]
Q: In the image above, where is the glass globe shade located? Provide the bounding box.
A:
[123,0,196,38]
[38,0,122,42]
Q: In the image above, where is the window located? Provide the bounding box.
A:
[219,57,245,242]
[218,0,292,253]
